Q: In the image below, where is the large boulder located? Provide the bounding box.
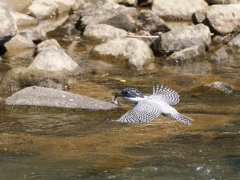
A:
[4,86,118,111]
[137,10,170,35]
[80,0,137,32]
[10,11,39,26]
[0,0,17,46]
[152,0,208,20]
[91,38,154,69]
[152,24,211,56]
[83,23,128,43]
[0,67,68,91]
[29,39,81,75]
[203,4,240,35]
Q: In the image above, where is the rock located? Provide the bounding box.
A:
[210,47,228,62]
[152,0,208,20]
[228,34,240,46]
[29,39,81,75]
[0,0,17,46]
[204,4,240,35]
[28,0,58,19]
[4,33,35,60]
[167,45,205,64]
[4,86,118,110]
[114,0,137,6]
[152,24,211,56]
[137,10,171,35]
[83,23,128,43]
[138,0,153,7]
[206,0,240,5]
[28,0,75,19]
[91,38,154,69]
[0,67,68,91]
[80,0,137,32]
[10,11,39,26]
[37,38,62,53]
[29,48,81,75]
[192,10,207,24]
[195,82,233,94]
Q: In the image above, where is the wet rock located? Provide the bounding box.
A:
[194,82,233,94]
[29,39,81,75]
[167,45,205,64]
[152,0,208,20]
[28,0,58,19]
[91,38,154,69]
[210,47,228,62]
[4,33,35,60]
[83,23,128,43]
[10,11,39,26]
[115,0,137,6]
[136,10,171,35]
[203,4,240,35]
[228,34,240,47]
[37,38,62,53]
[0,67,68,91]
[80,0,137,32]
[4,86,118,110]
[206,0,240,5]
[0,0,17,46]
[152,24,211,56]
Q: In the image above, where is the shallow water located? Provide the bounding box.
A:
[1,19,240,180]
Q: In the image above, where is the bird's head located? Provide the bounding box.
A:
[115,88,144,104]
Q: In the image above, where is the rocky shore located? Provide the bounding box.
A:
[0,0,239,110]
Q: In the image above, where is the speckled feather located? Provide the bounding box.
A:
[115,85,193,125]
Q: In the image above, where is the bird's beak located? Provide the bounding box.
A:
[114,91,124,97]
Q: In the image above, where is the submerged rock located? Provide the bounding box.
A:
[194,82,233,94]
[4,86,118,110]
[152,0,208,20]
[152,24,211,56]
[0,67,68,91]
[0,0,17,46]
[91,38,154,69]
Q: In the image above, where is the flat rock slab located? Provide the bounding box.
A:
[5,86,117,111]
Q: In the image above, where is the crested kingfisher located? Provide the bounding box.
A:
[113,85,193,125]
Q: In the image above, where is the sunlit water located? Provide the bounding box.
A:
[1,20,240,180]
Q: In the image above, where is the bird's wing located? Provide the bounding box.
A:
[164,111,193,126]
[116,100,162,123]
[151,85,180,105]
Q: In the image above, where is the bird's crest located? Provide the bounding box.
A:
[152,84,180,105]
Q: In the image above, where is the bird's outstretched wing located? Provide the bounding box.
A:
[115,100,162,123]
[152,85,180,105]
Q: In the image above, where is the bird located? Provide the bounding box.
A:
[112,85,193,125]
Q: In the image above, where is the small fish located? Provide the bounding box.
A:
[110,94,119,106]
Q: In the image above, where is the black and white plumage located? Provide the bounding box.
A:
[114,85,193,125]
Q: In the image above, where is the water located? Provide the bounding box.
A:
[1,19,240,180]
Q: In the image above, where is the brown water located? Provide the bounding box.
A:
[1,24,240,180]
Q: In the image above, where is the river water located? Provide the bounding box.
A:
[1,25,240,179]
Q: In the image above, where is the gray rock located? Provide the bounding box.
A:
[5,86,118,110]
[83,23,128,43]
[204,4,240,35]
[202,82,233,94]
[210,47,228,62]
[152,24,211,56]
[29,48,81,75]
[37,38,62,53]
[0,0,17,46]
[0,67,68,91]
[10,11,39,26]
[80,0,136,32]
[137,10,170,35]
[167,45,205,64]
[192,10,207,24]
[152,0,208,20]
[206,0,240,5]
[91,38,154,69]
[228,34,240,46]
